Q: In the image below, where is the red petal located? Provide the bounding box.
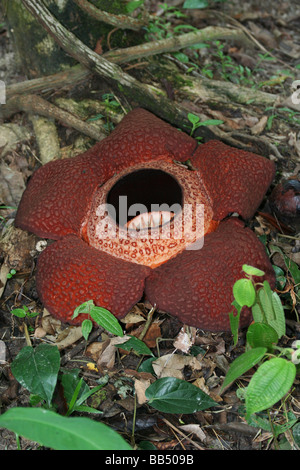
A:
[15,152,109,239]
[36,235,151,325]
[145,218,275,331]
[92,108,197,169]
[191,140,275,220]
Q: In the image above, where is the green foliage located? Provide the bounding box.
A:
[116,335,154,356]
[7,268,16,279]
[125,0,144,14]
[244,358,296,420]
[224,264,299,428]
[72,300,124,338]
[11,344,60,407]
[0,408,132,450]
[187,112,223,138]
[183,0,227,8]
[4,294,218,449]
[11,304,40,319]
[145,377,217,413]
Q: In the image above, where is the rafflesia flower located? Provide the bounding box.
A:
[15,108,276,331]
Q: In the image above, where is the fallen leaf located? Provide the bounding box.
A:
[173,326,196,353]
[134,378,152,405]
[179,424,206,442]
[97,335,131,370]
[55,326,83,350]
[152,353,202,379]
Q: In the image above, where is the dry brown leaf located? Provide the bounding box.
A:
[33,327,47,339]
[55,326,83,350]
[152,353,202,379]
[173,326,196,353]
[120,305,146,324]
[134,378,152,405]
[192,377,210,395]
[179,424,206,442]
[41,309,62,336]
[85,341,104,362]
[96,335,131,370]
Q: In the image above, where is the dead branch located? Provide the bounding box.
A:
[1,94,106,141]
[72,0,148,31]
[103,26,253,64]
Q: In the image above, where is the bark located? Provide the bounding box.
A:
[1,94,106,141]
[72,0,147,31]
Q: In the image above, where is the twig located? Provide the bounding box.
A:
[1,94,107,141]
[72,0,148,31]
[104,26,253,64]
[138,305,156,341]
[161,417,205,451]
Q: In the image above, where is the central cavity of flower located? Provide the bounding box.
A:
[82,161,217,268]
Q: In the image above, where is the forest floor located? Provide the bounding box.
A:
[0,0,299,451]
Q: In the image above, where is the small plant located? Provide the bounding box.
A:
[223,264,298,425]
[187,112,223,139]
[11,305,39,319]
[72,299,124,340]
[7,269,16,279]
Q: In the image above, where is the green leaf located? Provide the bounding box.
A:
[11,308,27,318]
[0,408,132,450]
[252,302,264,323]
[271,291,286,338]
[172,52,190,63]
[183,0,209,8]
[145,377,217,413]
[270,245,300,285]
[61,369,89,406]
[242,264,265,277]
[72,300,94,319]
[187,112,200,125]
[233,278,256,307]
[117,335,154,356]
[228,301,242,347]
[245,358,296,419]
[11,344,60,406]
[246,322,278,350]
[90,306,124,337]
[257,284,286,338]
[221,347,267,390]
[126,0,144,14]
[292,422,300,447]
[81,319,93,341]
[197,119,224,127]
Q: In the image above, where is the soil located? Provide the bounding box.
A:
[0,0,299,451]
